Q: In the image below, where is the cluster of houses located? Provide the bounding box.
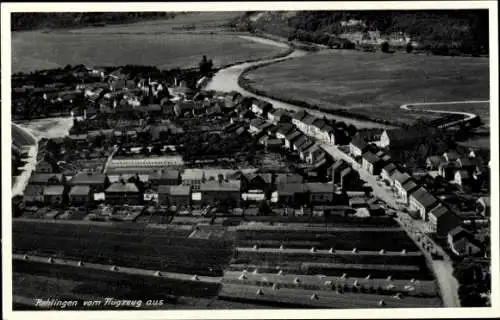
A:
[348,138,489,257]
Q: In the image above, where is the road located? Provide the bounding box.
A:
[320,143,461,307]
[204,36,393,129]
[11,124,38,197]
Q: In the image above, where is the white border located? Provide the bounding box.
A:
[1,2,498,319]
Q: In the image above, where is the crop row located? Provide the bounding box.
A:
[222,271,438,296]
[232,250,427,267]
[219,283,442,308]
[14,260,222,298]
[235,230,419,251]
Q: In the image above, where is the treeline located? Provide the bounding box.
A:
[232,10,489,56]
[11,12,178,31]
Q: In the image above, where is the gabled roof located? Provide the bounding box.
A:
[71,172,105,185]
[448,226,470,239]
[293,135,308,148]
[306,182,333,193]
[270,109,287,118]
[312,118,328,130]
[43,185,65,196]
[30,173,63,184]
[200,180,241,192]
[297,139,315,152]
[302,115,317,125]
[69,185,91,196]
[410,187,438,209]
[402,180,419,192]
[350,138,367,150]
[150,170,180,181]
[243,173,273,184]
[292,110,307,121]
[285,130,302,142]
[105,182,139,193]
[362,151,381,164]
[382,163,397,174]
[429,203,450,219]
[169,185,191,196]
[392,171,411,185]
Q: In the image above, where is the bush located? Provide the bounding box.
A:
[381,42,390,53]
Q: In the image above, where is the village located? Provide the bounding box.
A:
[11,61,491,308]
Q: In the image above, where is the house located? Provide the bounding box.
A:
[361,151,383,175]
[168,185,192,208]
[393,171,412,192]
[307,182,335,204]
[426,156,444,170]
[330,159,349,183]
[381,163,397,182]
[428,204,462,237]
[443,150,461,162]
[284,131,302,149]
[251,99,273,118]
[340,167,360,190]
[36,160,55,173]
[275,173,304,186]
[448,227,482,257]
[400,179,419,203]
[316,124,334,143]
[150,170,180,187]
[276,123,295,140]
[298,139,315,160]
[241,173,273,195]
[454,170,472,187]
[292,135,308,152]
[476,197,490,217]
[29,173,64,186]
[300,115,317,135]
[408,187,439,220]
[23,185,44,203]
[291,110,308,129]
[249,118,272,135]
[379,129,426,149]
[268,109,290,124]
[200,180,241,207]
[105,182,141,204]
[306,145,325,165]
[71,172,106,191]
[43,185,65,205]
[311,118,328,138]
[69,185,91,205]
[349,138,368,157]
[273,183,309,206]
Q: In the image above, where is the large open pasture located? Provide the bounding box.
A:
[243,50,489,125]
[12,13,286,73]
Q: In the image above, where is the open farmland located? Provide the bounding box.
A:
[13,219,233,276]
[242,50,489,125]
[12,12,287,73]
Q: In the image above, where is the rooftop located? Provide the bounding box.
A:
[169,185,191,196]
[402,180,419,192]
[105,182,139,193]
[200,180,241,192]
[429,203,450,219]
[43,185,65,196]
[362,151,381,164]
[410,187,438,209]
[69,185,91,196]
[71,172,105,185]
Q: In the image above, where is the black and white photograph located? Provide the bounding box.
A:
[2,1,498,318]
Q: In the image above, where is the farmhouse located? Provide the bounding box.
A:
[70,172,106,191]
[43,185,65,205]
[361,151,383,175]
[349,138,368,157]
[105,182,141,204]
[400,180,419,203]
[200,181,241,207]
[284,131,302,149]
[381,163,397,182]
[69,185,91,205]
[447,227,482,257]
[409,187,438,220]
[428,204,462,237]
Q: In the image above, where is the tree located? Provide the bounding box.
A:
[381,41,390,53]
[258,200,272,216]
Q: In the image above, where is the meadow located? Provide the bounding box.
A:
[243,50,490,125]
[11,12,286,73]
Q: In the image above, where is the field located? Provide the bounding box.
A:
[243,50,489,125]
[12,13,287,73]
[13,220,233,276]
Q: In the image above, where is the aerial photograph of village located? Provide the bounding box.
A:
[7,6,494,313]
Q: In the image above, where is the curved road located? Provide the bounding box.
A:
[205,36,394,129]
